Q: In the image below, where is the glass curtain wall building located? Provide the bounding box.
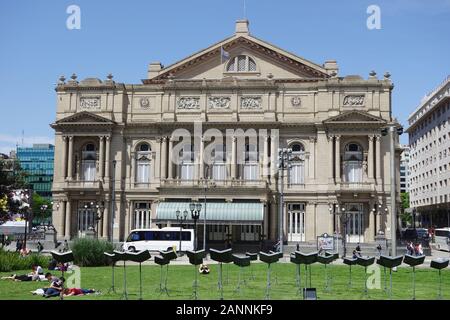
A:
[16,144,54,199]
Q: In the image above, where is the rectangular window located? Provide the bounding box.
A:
[289,162,305,184]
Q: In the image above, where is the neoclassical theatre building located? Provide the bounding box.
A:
[51,20,401,246]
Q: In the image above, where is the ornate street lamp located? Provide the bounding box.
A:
[381,124,404,256]
[95,202,105,239]
[277,148,293,253]
[330,203,349,258]
[176,209,188,254]
[190,202,202,250]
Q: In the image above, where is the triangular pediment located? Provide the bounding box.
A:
[323,111,386,124]
[52,112,116,127]
[143,33,329,83]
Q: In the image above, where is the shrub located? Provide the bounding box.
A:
[0,248,50,272]
[71,238,115,267]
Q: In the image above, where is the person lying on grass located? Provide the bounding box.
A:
[32,287,98,297]
[1,265,45,282]
[63,288,97,297]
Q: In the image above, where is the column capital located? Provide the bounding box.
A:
[105,135,111,141]
[68,135,74,141]
[368,134,375,141]
[375,135,382,141]
[99,135,105,141]
[309,137,317,143]
[62,135,67,141]
[335,135,341,140]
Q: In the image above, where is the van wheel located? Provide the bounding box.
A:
[128,246,136,252]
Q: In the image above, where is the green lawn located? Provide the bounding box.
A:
[0,263,448,300]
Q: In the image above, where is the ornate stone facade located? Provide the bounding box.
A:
[51,20,400,246]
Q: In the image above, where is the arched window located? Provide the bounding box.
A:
[82,143,96,181]
[289,143,305,185]
[226,55,257,72]
[179,144,194,180]
[136,143,151,184]
[344,143,363,182]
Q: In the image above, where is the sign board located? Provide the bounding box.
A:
[317,233,334,251]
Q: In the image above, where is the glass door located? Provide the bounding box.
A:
[77,207,95,237]
[345,203,364,243]
[287,203,305,242]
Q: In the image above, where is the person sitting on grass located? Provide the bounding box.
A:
[43,277,65,298]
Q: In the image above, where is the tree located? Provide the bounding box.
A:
[0,159,29,222]
[400,192,411,227]
[31,193,52,223]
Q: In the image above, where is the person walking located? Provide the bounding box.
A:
[15,239,22,252]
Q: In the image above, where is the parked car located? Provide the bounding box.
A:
[402,228,430,246]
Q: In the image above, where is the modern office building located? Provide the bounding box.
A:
[407,75,450,228]
[400,145,410,194]
[51,20,401,245]
[16,144,54,199]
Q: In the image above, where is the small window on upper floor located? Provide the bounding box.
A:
[226,55,257,72]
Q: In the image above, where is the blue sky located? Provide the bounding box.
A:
[1,0,449,154]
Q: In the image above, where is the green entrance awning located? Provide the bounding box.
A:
[155,202,264,225]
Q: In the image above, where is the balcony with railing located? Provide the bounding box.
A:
[63,180,101,190]
[161,178,268,189]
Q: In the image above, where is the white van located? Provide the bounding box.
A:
[434,228,450,252]
[122,227,195,252]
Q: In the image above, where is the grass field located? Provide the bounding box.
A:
[0,263,449,300]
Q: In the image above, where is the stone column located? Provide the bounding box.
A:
[375,135,382,182]
[262,200,269,239]
[168,138,174,179]
[67,136,74,181]
[99,209,104,238]
[64,201,71,239]
[368,135,374,181]
[130,151,135,186]
[99,136,105,180]
[328,135,334,183]
[270,134,278,184]
[309,137,316,180]
[335,135,341,183]
[199,137,204,179]
[270,201,277,240]
[161,137,167,180]
[368,201,375,241]
[124,200,132,236]
[105,136,111,180]
[103,201,110,240]
[305,202,316,241]
[60,201,66,238]
[62,136,67,180]
[126,140,132,187]
[262,135,268,180]
[231,136,237,179]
